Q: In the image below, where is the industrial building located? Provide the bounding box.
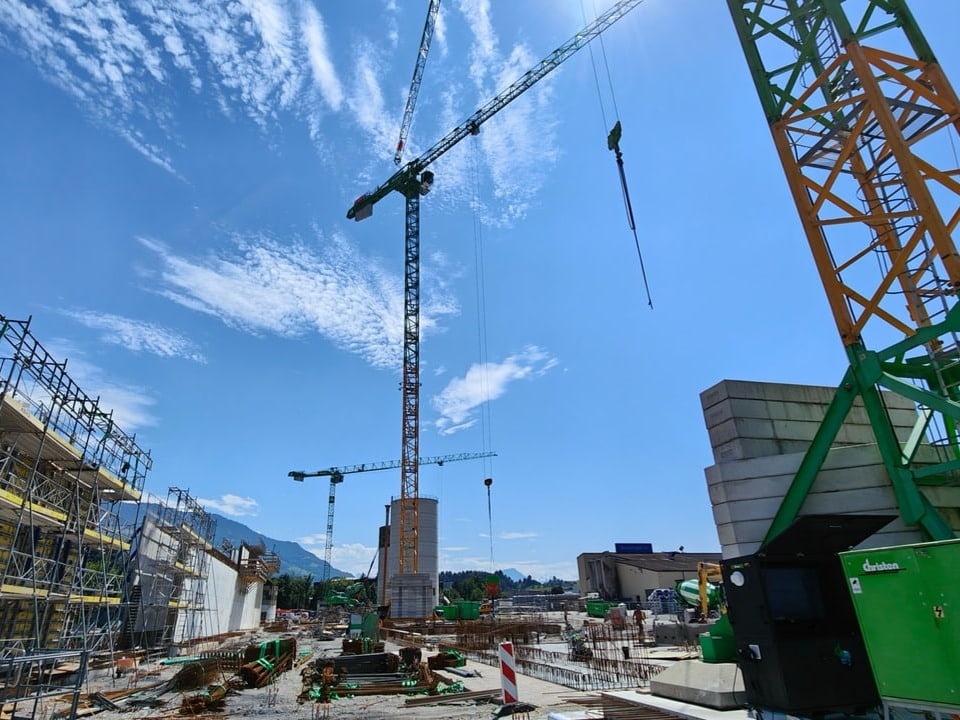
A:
[577,550,721,603]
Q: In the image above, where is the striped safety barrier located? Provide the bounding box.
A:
[498,641,518,703]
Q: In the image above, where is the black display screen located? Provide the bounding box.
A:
[763,566,825,622]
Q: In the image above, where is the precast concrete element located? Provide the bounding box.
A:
[700,379,918,465]
[649,659,745,710]
[700,380,960,558]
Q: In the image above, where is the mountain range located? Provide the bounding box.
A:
[125,506,553,582]
[210,513,350,580]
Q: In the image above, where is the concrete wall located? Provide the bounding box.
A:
[701,379,960,558]
[199,551,263,639]
[261,584,278,622]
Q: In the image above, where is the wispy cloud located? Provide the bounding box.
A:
[433,345,557,434]
[1,0,565,222]
[0,0,343,168]
[63,310,206,363]
[500,531,538,540]
[302,4,342,112]
[298,536,378,578]
[43,339,158,431]
[406,0,562,226]
[197,493,259,517]
[346,38,397,162]
[137,232,458,370]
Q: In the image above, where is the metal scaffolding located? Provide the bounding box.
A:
[129,487,215,650]
[0,315,149,666]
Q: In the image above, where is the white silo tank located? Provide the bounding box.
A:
[386,496,439,618]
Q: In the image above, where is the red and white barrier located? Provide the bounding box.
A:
[498,641,518,704]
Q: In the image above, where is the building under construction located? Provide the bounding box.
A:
[128,487,279,651]
[0,315,150,660]
[0,316,279,663]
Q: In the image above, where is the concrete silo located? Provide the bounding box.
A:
[382,497,439,618]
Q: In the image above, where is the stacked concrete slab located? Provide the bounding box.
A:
[701,379,960,558]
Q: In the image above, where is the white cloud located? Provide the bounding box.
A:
[298,535,378,578]
[138,232,458,370]
[500,531,537,540]
[433,345,557,434]
[346,39,396,159]
[44,339,158,431]
[197,493,259,517]
[63,310,206,363]
[302,3,342,111]
[1,0,564,223]
[0,0,345,169]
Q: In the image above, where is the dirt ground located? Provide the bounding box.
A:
[64,633,589,720]
[31,611,689,720]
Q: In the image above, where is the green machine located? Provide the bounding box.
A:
[840,538,960,713]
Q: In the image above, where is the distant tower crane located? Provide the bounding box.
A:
[347,0,643,577]
[394,0,441,166]
[288,451,496,587]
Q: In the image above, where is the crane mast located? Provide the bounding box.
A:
[728,0,960,544]
[347,0,643,577]
[288,451,496,587]
[394,0,441,166]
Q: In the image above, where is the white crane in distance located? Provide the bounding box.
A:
[289,451,496,588]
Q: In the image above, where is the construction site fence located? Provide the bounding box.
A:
[0,648,88,718]
[461,646,663,692]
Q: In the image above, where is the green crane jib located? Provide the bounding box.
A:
[288,451,496,586]
[394,0,441,166]
[345,0,643,577]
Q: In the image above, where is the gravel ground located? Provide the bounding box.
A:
[47,625,591,720]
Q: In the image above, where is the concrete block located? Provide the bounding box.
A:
[710,418,888,455]
[706,443,886,483]
[708,417,777,447]
[702,398,772,429]
[650,660,745,710]
[713,465,889,504]
[701,380,954,560]
[652,619,711,645]
[713,437,783,462]
[700,379,839,410]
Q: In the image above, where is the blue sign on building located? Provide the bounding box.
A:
[614,543,653,554]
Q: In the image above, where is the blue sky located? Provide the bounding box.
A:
[3,1,959,581]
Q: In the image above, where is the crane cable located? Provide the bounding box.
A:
[469,136,496,573]
[469,136,495,472]
[581,0,653,308]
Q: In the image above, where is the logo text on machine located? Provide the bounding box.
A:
[861,558,902,573]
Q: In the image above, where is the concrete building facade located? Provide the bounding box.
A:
[130,492,279,650]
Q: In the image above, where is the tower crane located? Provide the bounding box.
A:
[394,0,441,166]
[288,451,496,588]
[347,0,643,578]
[727,0,960,545]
